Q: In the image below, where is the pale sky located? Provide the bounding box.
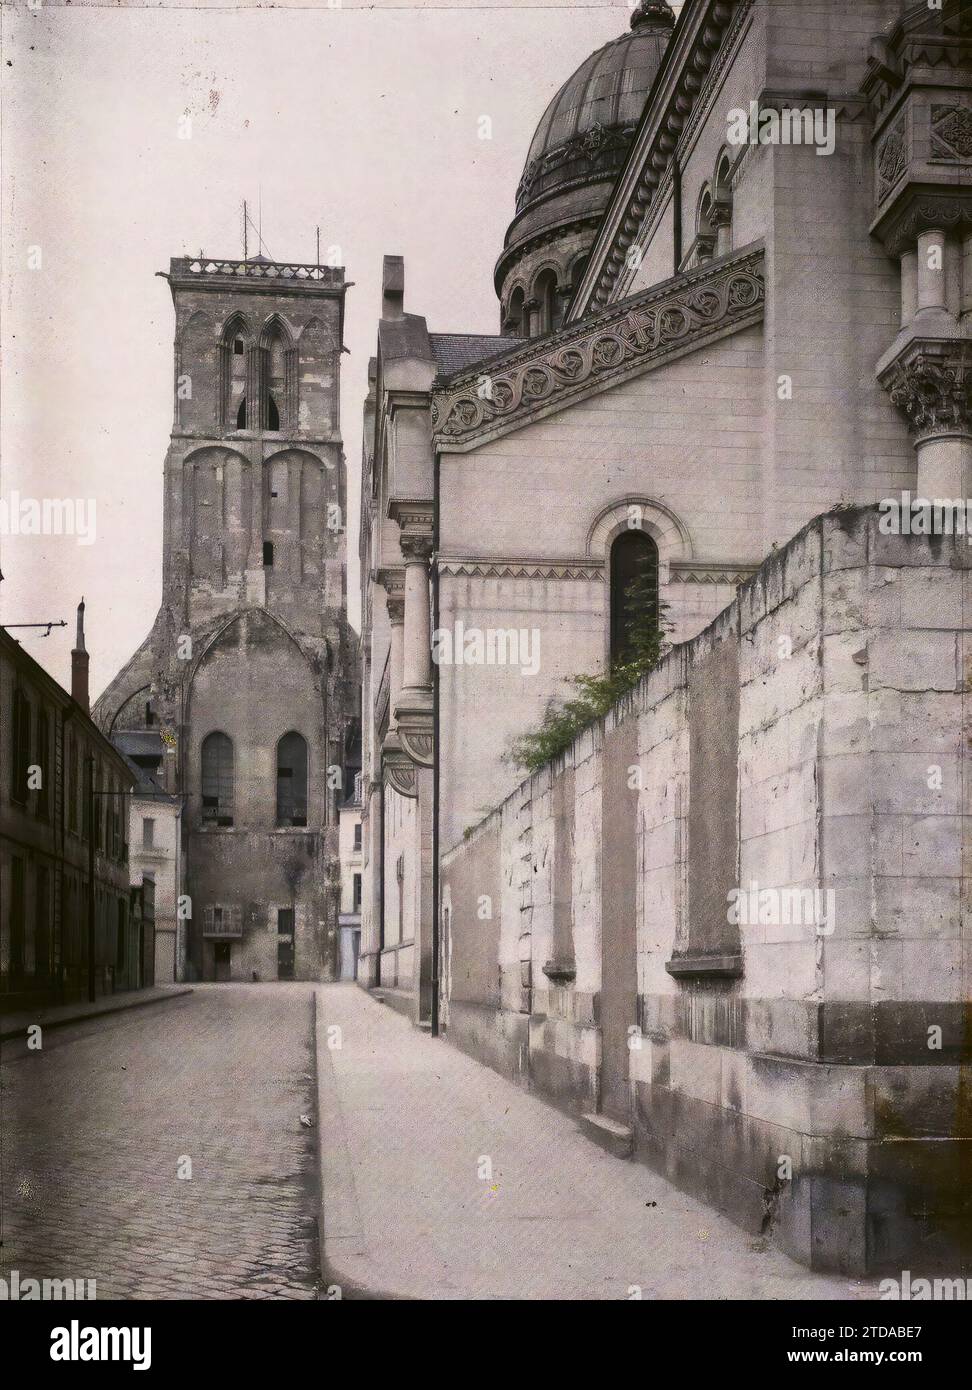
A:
[0,0,671,698]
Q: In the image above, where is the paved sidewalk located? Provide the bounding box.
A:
[0,985,193,1042]
[316,984,881,1301]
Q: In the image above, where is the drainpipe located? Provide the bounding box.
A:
[431,449,441,1037]
[673,153,683,276]
[86,753,96,1003]
[376,780,384,987]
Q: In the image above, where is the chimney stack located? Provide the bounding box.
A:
[381,255,405,321]
[71,598,89,713]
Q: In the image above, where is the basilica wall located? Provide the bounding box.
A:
[441,505,972,1274]
[437,322,765,850]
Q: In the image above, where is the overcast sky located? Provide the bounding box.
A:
[0,0,671,699]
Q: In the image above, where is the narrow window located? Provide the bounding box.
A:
[353,821,362,851]
[276,732,308,828]
[36,708,50,820]
[353,873,362,911]
[143,817,155,848]
[237,396,247,429]
[233,338,244,356]
[263,540,274,567]
[11,687,30,805]
[267,394,280,430]
[609,531,659,668]
[117,899,127,970]
[201,731,234,826]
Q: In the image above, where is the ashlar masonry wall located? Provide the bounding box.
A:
[440,506,972,1275]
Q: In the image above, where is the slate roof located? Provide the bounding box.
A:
[429,333,525,381]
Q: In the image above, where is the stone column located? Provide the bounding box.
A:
[900,249,918,327]
[400,535,432,699]
[886,346,972,497]
[916,230,947,314]
[387,596,405,731]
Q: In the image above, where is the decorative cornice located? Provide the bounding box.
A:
[669,560,758,585]
[875,188,972,256]
[880,339,972,441]
[433,245,764,450]
[437,557,605,582]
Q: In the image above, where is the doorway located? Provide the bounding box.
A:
[214,941,232,982]
[277,908,295,980]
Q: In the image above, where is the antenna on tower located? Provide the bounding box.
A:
[316,226,321,270]
[243,199,248,262]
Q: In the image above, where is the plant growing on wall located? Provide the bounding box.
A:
[510,572,671,774]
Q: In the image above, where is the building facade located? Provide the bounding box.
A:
[359,0,972,1272]
[95,254,357,983]
[114,731,185,985]
[1,604,136,1010]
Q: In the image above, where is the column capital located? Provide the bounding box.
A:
[400,532,433,563]
[880,339,972,441]
[386,596,405,625]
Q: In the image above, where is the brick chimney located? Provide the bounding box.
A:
[71,598,89,712]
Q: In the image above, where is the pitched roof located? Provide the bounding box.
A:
[429,333,524,380]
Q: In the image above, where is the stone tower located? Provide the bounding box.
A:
[95,253,356,983]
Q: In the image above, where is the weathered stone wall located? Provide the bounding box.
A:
[441,506,972,1274]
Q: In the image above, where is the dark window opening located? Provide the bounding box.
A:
[145,701,155,726]
[117,899,127,970]
[609,530,659,668]
[267,394,280,430]
[276,732,308,828]
[11,687,30,805]
[353,873,362,912]
[233,338,244,355]
[263,541,274,567]
[201,731,234,827]
[237,396,247,429]
[353,822,362,851]
[36,708,50,821]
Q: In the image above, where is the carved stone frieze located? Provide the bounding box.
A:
[931,104,972,160]
[433,246,764,448]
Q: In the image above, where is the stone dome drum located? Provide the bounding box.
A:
[496,1,675,336]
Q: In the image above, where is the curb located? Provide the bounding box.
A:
[0,987,194,1043]
[314,988,403,1300]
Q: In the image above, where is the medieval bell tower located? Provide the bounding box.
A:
[95,252,356,984]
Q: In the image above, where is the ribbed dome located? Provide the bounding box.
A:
[515,2,674,217]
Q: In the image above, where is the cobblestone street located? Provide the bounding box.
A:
[0,985,320,1300]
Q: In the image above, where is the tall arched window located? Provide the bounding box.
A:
[220,315,249,427]
[201,732,234,826]
[534,269,558,335]
[276,732,308,828]
[609,531,659,668]
[506,286,526,337]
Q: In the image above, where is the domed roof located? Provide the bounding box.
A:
[515,2,675,218]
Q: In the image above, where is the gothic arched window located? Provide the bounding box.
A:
[201,731,234,826]
[276,732,308,828]
[236,397,247,429]
[609,530,659,668]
